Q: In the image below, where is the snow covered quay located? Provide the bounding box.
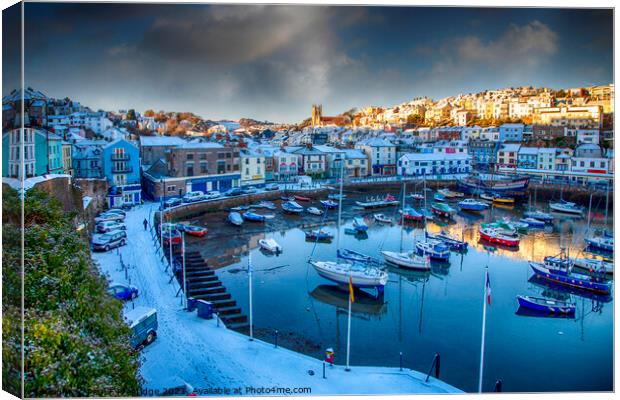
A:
[92,202,462,395]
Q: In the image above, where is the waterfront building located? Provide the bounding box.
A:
[290,144,328,178]
[398,152,471,176]
[499,123,524,142]
[240,149,265,186]
[536,148,558,171]
[342,149,369,178]
[101,138,142,206]
[143,142,240,201]
[2,87,49,129]
[356,138,397,176]
[517,147,539,169]
[496,143,521,169]
[273,149,299,181]
[139,136,188,168]
[468,139,499,170]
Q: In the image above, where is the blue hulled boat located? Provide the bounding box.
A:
[529,261,612,294]
[416,239,451,261]
[433,192,446,202]
[516,295,576,315]
[584,235,614,252]
[282,201,304,214]
[519,217,546,228]
[242,211,266,222]
[458,198,489,212]
[425,231,468,252]
[353,217,369,232]
[305,229,333,241]
[320,199,338,209]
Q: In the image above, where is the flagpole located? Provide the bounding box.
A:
[248,250,254,341]
[345,274,352,372]
[478,266,489,393]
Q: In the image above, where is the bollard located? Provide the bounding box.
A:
[274,329,278,348]
[399,352,403,371]
[216,313,220,327]
[323,362,326,379]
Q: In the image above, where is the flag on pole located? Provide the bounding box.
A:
[348,276,355,303]
[485,269,491,306]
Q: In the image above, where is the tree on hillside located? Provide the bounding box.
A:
[2,189,140,397]
[126,109,137,120]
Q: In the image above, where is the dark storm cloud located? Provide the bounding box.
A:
[15,4,614,123]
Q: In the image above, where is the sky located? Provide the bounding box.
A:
[2,3,614,123]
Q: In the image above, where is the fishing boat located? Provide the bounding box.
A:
[479,227,520,247]
[307,207,324,216]
[320,199,338,209]
[529,260,611,294]
[572,257,614,276]
[431,202,455,218]
[458,198,489,212]
[523,210,554,223]
[458,173,530,195]
[373,213,393,224]
[516,295,576,315]
[259,238,282,253]
[281,201,304,214]
[352,217,369,232]
[425,231,468,252]
[409,193,425,201]
[309,260,388,291]
[433,192,446,202]
[227,212,244,226]
[584,235,614,252]
[401,206,424,222]
[549,199,584,215]
[493,195,515,205]
[355,194,399,209]
[242,211,266,222]
[381,250,430,270]
[415,239,451,261]
[519,217,546,228]
[294,195,311,202]
[305,229,333,241]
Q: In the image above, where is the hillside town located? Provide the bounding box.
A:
[2,84,614,206]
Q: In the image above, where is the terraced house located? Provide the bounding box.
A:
[102,138,142,207]
[2,127,64,178]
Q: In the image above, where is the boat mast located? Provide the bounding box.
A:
[400,181,406,253]
[248,250,254,341]
[336,155,344,253]
[587,192,593,233]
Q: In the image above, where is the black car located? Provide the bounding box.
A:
[224,188,245,197]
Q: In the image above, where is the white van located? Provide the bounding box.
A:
[182,191,205,203]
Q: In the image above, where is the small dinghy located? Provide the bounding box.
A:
[252,201,276,210]
[307,207,324,216]
[479,192,496,202]
[294,195,311,202]
[352,217,369,232]
[227,212,244,226]
[516,295,576,315]
[431,202,455,218]
[282,201,304,214]
[458,198,489,212]
[338,249,378,265]
[493,195,515,205]
[433,192,446,202]
[425,231,468,251]
[320,199,338,209]
[416,239,451,261]
[524,210,554,222]
[373,213,393,224]
[259,238,282,253]
[280,196,294,202]
[242,211,266,222]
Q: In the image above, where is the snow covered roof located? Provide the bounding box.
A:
[343,149,367,159]
[518,147,539,155]
[139,136,188,147]
[400,152,470,161]
[357,138,395,147]
[498,144,521,152]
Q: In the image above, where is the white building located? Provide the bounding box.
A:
[240,149,265,186]
[356,138,397,176]
[398,152,471,176]
[461,126,482,141]
[273,150,299,181]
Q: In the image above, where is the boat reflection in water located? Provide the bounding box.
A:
[515,306,576,319]
[528,275,613,304]
[309,284,387,317]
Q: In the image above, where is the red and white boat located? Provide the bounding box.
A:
[479,227,520,247]
[294,195,311,202]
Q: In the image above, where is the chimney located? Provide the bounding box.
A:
[306,142,312,150]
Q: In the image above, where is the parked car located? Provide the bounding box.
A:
[183,191,205,203]
[264,183,279,191]
[107,282,138,300]
[105,208,126,216]
[124,306,158,348]
[244,187,259,194]
[95,212,126,224]
[161,197,183,210]
[224,188,244,197]
[204,190,222,200]
[96,221,127,233]
[92,230,127,251]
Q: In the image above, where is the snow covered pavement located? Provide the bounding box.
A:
[91,202,462,395]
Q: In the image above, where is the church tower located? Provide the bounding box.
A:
[311,104,323,126]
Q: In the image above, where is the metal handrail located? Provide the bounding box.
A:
[425,353,440,382]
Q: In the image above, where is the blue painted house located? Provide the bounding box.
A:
[517,147,539,169]
[2,128,63,178]
[499,123,524,142]
[101,138,142,207]
[468,139,499,171]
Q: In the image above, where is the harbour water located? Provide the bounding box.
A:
[187,194,613,393]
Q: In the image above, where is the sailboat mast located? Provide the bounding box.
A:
[336,156,344,252]
[400,181,406,252]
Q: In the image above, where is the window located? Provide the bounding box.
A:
[245,158,249,165]
[187,153,194,160]
[200,162,208,173]
[246,168,250,175]
[167,185,176,192]
[200,153,207,160]
[217,161,226,174]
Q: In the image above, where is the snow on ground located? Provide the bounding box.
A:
[3,174,72,191]
[91,202,462,395]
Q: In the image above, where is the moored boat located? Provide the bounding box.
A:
[584,235,614,252]
[328,193,346,200]
[572,257,613,276]
[458,198,489,212]
[282,201,304,214]
[355,194,399,209]
[479,227,520,247]
[549,199,584,215]
[493,195,515,205]
[409,193,425,201]
[305,229,334,241]
[373,213,393,224]
[242,211,266,222]
[252,201,276,210]
[294,195,311,202]
[307,207,324,216]
[425,231,468,251]
[415,239,451,261]
[338,249,379,265]
[353,217,369,232]
[529,261,611,294]
[516,295,576,315]
[433,192,446,202]
[320,199,338,209]
[519,217,546,228]
[227,212,244,226]
[310,260,388,291]
[431,202,455,218]
[524,209,554,222]
[401,206,424,222]
[458,174,530,195]
[479,192,496,202]
[381,250,430,270]
[259,238,282,253]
